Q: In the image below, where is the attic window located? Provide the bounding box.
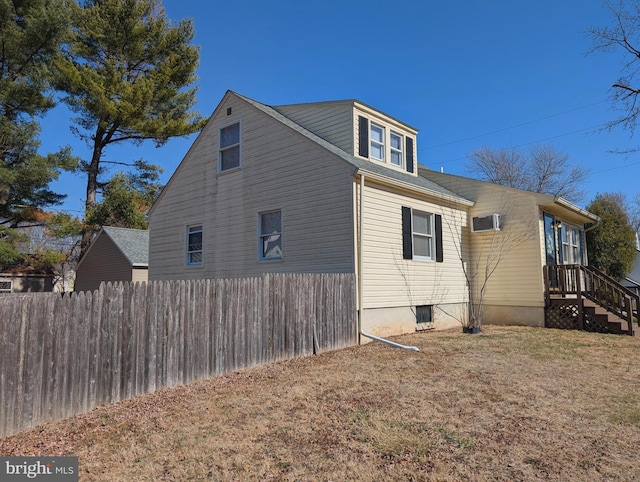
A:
[226,107,232,115]
[219,122,241,172]
[390,132,403,167]
[0,280,12,293]
[370,123,385,160]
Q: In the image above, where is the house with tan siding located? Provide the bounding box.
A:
[0,272,54,294]
[148,91,602,337]
[422,169,599,326]
[75,226,149,292]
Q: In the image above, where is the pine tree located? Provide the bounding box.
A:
[0,0,76,266]
[56,0,205,213]
[85,161,163,230]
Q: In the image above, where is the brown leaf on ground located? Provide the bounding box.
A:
[2,326,640,481]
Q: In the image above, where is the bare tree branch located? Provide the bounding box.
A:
[590,0,640,139]
[440,196,535,329]
[466,144,589,203]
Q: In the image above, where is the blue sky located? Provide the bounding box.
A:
[41,0,640,215]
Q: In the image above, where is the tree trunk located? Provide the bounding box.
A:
[81,132,106,255]
[85,141,103,209]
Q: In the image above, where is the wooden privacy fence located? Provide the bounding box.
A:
[0,273,357,437]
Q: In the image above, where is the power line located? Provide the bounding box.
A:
[435,122,607,166]
[592,159,640,175]
[422,100,608,151]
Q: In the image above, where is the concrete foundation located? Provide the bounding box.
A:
[482,304,545,327]
[360,302,467,340]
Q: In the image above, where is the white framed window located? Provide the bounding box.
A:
[259,210,282,261]
[0,280,12,293]
[219,122,241,172]
[370,123,385,161]
[390,131,403,167]
[402,206,443,262]
[561,225,582,265]
[412,210,434,261]
[186,224,203,266]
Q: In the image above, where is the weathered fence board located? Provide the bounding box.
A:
[0,273,356,437]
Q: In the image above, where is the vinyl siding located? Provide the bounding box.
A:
[0,274,54,293]
[274,103,354,154]
[131,268,148,284]
[149,94,356,280]
[75,233,136,292]
[424,171,545,308]
[359,180,469,309]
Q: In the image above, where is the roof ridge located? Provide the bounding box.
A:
[232,92,471,205]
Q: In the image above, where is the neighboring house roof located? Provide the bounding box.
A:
[79,226,149,269]
[101,226,149,267]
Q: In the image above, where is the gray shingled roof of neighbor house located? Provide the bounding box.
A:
[102,226,149,267]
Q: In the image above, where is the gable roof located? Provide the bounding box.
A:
[234,92,473,207]
[273,98,419,132]
[149,91,474,215]
[78,226,149,269]
[419,167,600,226]
[102,226,149,267]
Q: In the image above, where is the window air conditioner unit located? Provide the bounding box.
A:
[471,213,502,232]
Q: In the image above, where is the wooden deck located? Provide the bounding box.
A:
[544,264,640,336]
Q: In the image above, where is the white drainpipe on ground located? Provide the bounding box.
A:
[357,173,420,353]
[360,331,420,352]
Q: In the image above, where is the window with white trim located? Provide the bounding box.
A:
[357,116,415,173]
[0,280,12,293]
[259,210,282,261]
[402,206,443,262]
[412,210,434,260]
[186,224,203,266]
[219,122,240,172]
[370,123,385,161]
[390,131,403,167]
[561,225,582,265]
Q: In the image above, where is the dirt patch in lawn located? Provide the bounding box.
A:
[2,326,640,481]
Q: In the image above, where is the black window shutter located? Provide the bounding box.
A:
[406,137,414,173]
[402,206,412,259]
[358,116,369,157]
[435,214,443,262]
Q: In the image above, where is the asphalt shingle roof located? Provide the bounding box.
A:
[233,92,473,206]
[102,226,149,267]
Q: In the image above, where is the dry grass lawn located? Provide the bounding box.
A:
[2,326,640,481]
